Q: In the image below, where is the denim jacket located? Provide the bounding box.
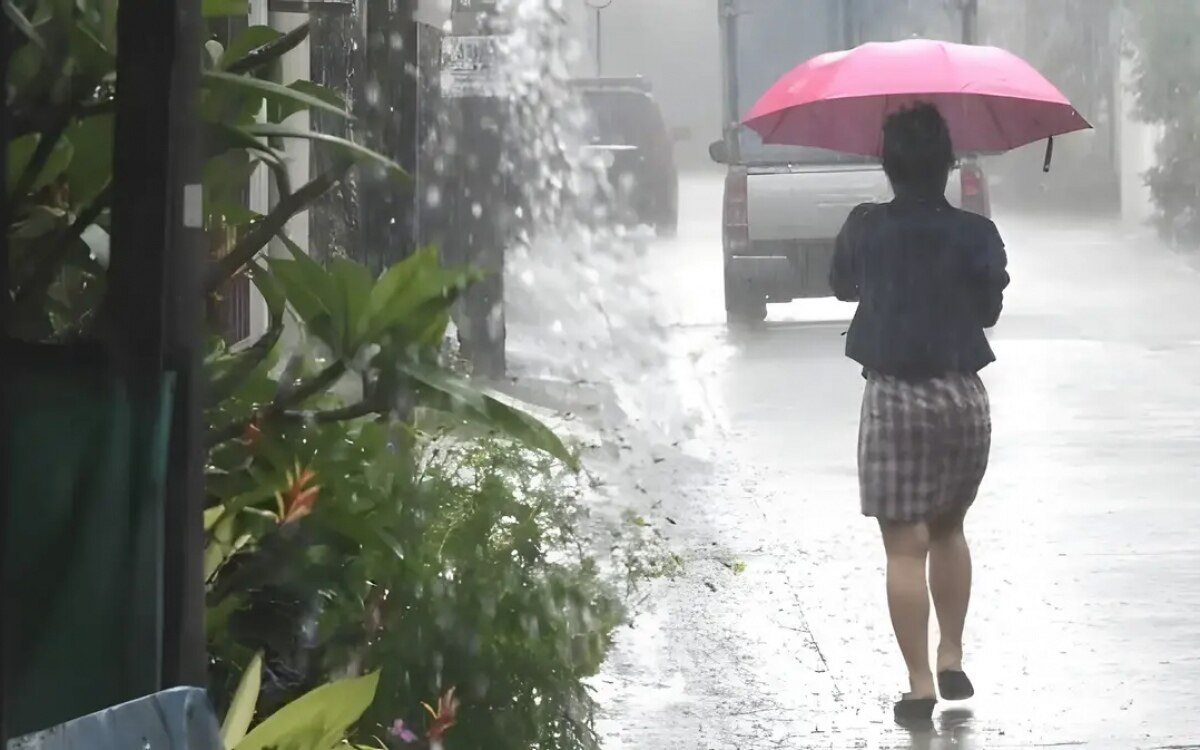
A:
[829,194,1010,379]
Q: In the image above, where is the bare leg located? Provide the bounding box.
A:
[879,520,934,698]
[928,509,972,673]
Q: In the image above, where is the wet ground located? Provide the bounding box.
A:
[558,174,1200,749]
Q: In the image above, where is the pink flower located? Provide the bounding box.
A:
[389,719,419,744]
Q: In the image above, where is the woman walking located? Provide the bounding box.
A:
[829,103,1010,727]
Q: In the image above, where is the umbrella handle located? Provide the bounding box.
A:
[1043,136,1054,173]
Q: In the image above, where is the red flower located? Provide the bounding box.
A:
[422,687,458,741]
[242,418,262,446]
[274,461,319,524]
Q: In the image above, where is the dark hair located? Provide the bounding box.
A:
[881,103,955,197]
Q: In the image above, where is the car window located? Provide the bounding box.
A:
[580,90,661,149]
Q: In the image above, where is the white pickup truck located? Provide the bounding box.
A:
[712,0,990,324]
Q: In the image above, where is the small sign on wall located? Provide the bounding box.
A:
[440,34,506,98]
[451,0,499,12]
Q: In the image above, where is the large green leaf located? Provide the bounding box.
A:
[88,0,118,50]
[7,135,37,196]
[36,136,74,193]
[68,18,113,78]
[7,133,74,197]
[203,150,257,225]
[365,248,481,344]
[207,122,288,166]
[236,671,380,750]
[400,361,578,469]
[221,651,264,749]
[203,0,249,17]
[328,258,374,351]
[271,80,350,122]
[364,248,429,331]
[218,25,282,71]
[203,71,352,121]
[7,37,45,94]
[267,240,342,352]
[204,514,253,583]
[64,114,113,208]
[241,124,407,179]
[206,263,287,404]
[205,123,291,198]
[249,260,287,319]
[316,505,406,563]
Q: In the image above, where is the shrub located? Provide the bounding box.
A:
[5,2,667,747]
[1126,0,1200,244]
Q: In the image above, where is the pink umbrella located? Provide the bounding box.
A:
[742,38,1090,167]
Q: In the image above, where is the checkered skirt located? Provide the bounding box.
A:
[858,371,992,522]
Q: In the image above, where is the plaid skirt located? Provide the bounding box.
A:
[858,371,991,522]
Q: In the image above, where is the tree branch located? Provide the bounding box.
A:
[206,359,350,447]
[12,184,113,315]
[206,166,348,292]
[206,311,285,406]
[281,395,387,424]
[224,21,311,76]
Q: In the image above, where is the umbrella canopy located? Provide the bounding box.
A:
[742,38,1091,158]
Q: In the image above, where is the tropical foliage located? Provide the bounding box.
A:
[1125,0,1200,244]
[4,0,671,747]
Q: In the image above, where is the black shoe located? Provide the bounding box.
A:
[893,695,936,728]
[937,669,975,701]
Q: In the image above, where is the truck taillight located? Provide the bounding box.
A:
[723,168,750,254]
[961,166,981,196]
[960,163,990,217]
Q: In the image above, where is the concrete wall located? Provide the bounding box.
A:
[416,0,450,27]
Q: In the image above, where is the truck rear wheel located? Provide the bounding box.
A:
[724,264,767,325]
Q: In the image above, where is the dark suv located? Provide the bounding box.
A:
[570,76,680,237]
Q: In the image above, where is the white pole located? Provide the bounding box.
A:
[246,0,272,341]
[268,10,312,255]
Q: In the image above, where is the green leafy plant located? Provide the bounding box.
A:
[5,3,662,750]
[220,650,382,750]
[1126,0,1200,245]
[3,0,405,340]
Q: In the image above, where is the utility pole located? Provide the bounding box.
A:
[108,0,207,697]
[585,0,613,75]
[445,0,508,378]
[962,0,978,44]
[358,0,420,274]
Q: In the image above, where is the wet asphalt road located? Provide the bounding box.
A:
[584,174,1200,749]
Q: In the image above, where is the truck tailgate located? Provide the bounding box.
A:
[746,165,892,242]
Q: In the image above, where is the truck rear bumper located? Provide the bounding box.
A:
[726,255,794,300]
[728,239,836,300]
